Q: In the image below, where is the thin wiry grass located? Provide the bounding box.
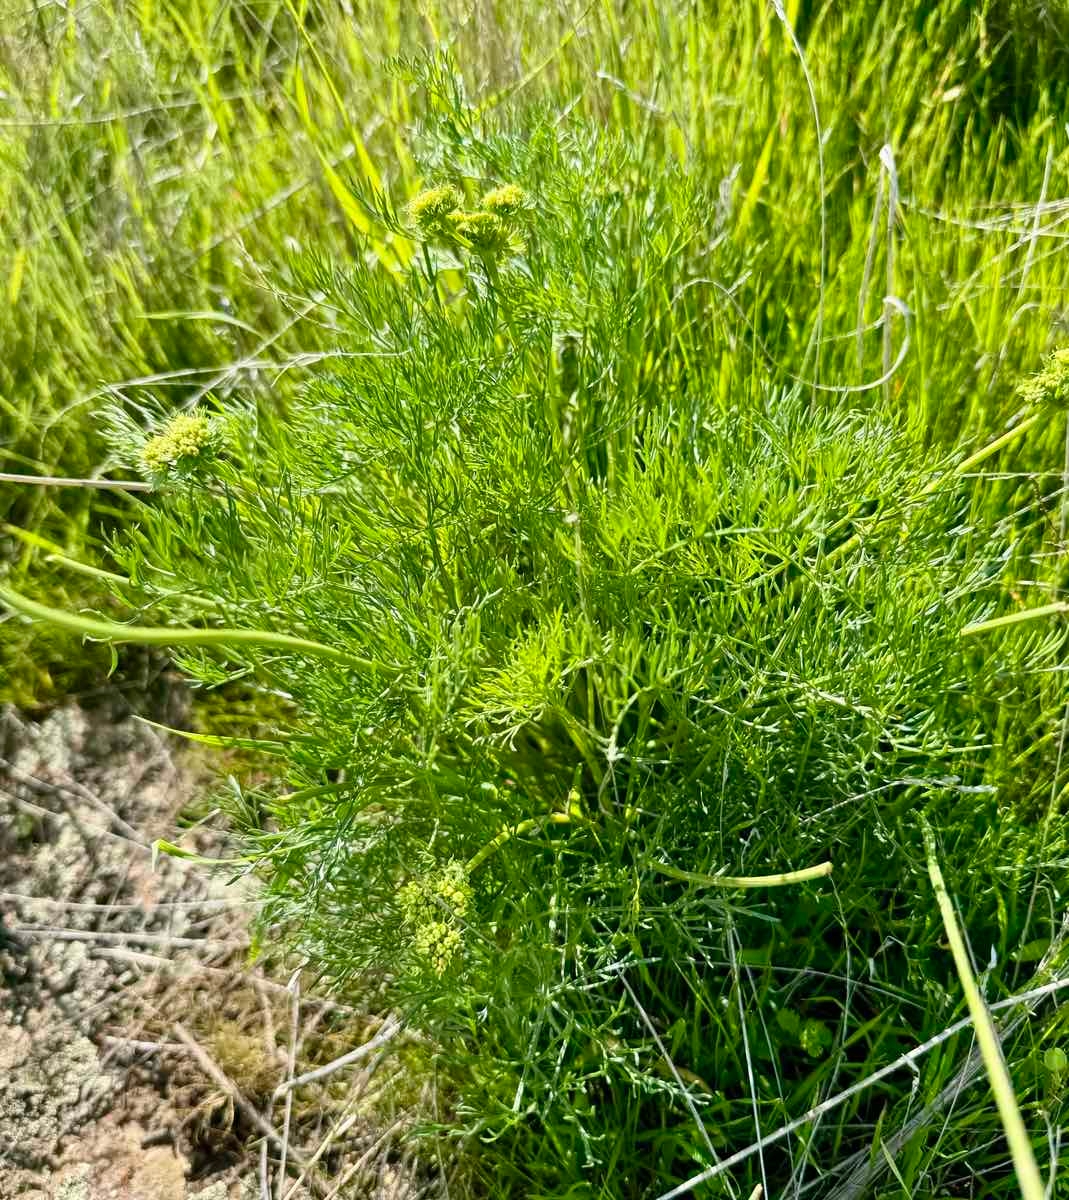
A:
[922,816,1045,1200]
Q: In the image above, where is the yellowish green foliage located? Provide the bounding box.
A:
[5,3,1069,1196]
[1017,348,1069,409]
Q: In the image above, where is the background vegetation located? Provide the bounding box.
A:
[3,1,1069,1197]
[4,0,1069,691]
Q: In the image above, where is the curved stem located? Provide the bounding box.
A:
[651,859,833,889]
[466,811,572,875]
[0,583,386,673]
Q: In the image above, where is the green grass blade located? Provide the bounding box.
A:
[921,815,1046,1200]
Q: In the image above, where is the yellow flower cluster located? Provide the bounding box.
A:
[141,411,214,474]
[406,184,463,228]
[405,183,530,255]
[397,860,473,976]
[481,184,528,218]
[1017,348,1069,409]
[411,921,463,977]
[449,210,510,253]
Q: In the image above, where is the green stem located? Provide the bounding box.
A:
[40,554,131,586]
[943,412,1042,482]
[482,251,501,295]
[4,523,217,609]
[466,811,573,875]
[273,781,351,808]
[920,816,1045,1200]
[153,838,252,868]
[961,601,1069,637]
[0,583,384,672]
[651,859,833,889]
[42,554,218,612]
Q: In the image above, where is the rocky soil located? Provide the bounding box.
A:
[0,692,439,1200]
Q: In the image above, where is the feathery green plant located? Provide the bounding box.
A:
[7,108,1069,1195]
[6,0,1069,703]
[5,3,1069,1196]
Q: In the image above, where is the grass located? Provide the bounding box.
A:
[3,1,1069,1197]
[4,0,1069,700]
[921,814,1046,1200]
[0,0,423,700]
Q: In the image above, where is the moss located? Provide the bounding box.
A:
[207,1022,278,1098]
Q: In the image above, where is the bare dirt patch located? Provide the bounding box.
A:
[0,691,442,1200]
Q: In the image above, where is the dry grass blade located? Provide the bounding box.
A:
[0,472,153,491]
[274,1014,404,1097]
[13,926,246,951]
[173,1021,314,1177]
[276,970,301,1200]
[0,751,147,844]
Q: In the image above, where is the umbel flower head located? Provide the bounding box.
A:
[481,184,529,219]
[406,185,463,231]
[406,182,528,258]
[410,921,463,978]
[1017,348,1069,409]
[449,210,510,254]
[397,860,473,976]
[141,411,216,476]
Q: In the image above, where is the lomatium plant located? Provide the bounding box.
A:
[4,107,1069,1197]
